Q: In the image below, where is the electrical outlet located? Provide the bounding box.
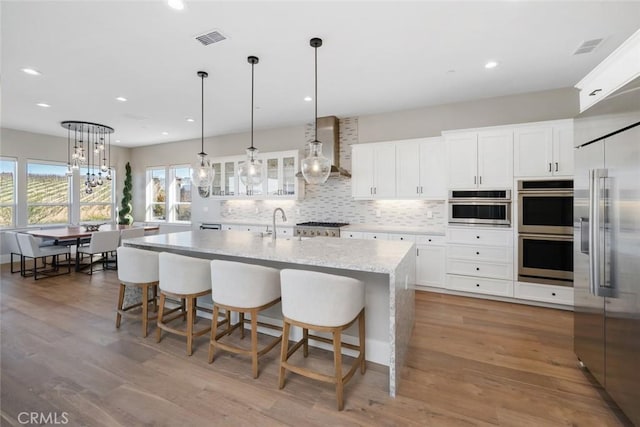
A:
[375,209,381,218]
[203,206,208,212]
[427,210,433,219]
[296,208,301,215]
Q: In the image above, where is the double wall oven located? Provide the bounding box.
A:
[517,180,573,286]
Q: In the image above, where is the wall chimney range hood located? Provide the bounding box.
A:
[297,116,351,179]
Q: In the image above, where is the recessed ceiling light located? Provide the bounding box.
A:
[485,61,498,69]
[186,118,195,122]
[304,96,312,102]
[162,131,169,135]
[22,68,41,76]
[36,103,51,108]
[116,96,128,102]
[167,0,184,10]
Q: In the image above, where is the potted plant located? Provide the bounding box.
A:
[118,162,134,225]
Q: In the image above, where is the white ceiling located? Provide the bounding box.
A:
[2,1,639,147]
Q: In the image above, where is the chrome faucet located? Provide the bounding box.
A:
[272,208,287,241]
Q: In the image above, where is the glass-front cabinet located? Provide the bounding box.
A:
[208,150,304,200]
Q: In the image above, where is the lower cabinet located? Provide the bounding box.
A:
[416,244,445,288]
[446,275,514,297]
[514,281,573,305]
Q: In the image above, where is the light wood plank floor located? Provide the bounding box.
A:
[0,265,630,426]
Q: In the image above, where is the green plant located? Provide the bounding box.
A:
[118,162,134,225]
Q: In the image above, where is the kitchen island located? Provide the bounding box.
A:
[124,230,415,396]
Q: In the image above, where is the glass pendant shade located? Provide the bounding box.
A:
[301,141,331,184]
[193,154,214,198]
[238,147,263,187]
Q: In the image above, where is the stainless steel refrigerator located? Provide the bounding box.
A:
[574,77,640,426]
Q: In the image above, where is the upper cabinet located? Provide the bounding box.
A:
[396,137,446,199]
[352,142,396,199]
[575,29,640,113]
[210,149,304,200]
[446,130,513,189]
[513,120,574,177]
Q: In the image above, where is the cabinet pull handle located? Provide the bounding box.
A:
[476,267,480,271]
[476,283,480,287]
[552,292,557,296]
[549,163,552,172]
[417,186,420,194]
[370,187,373,195]
[589,89,602,96]
[420,186,423,194]
[374,187,377,195]
[476,251,480,255]
[479,176,482,185]
[416,248,420,256]
[474,176,477,185]
[476,235,480,239]
[428,239,432,242]
[555,162,559,172]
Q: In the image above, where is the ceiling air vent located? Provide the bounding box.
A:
[195,30,227,46]
[573,38,604,55]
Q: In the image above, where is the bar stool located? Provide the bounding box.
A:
[115,247,159,337]
[208,260,281,378]
[157,252,212,356]
[278,269,366,411]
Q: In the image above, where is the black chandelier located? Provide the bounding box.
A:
[60,121,114,194]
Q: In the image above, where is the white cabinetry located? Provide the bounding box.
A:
[415,235,445,288]
[514,120,574,177]
[396,137,446,199]
[575,29,640,113]
[514,282,573,306]
[446,227,514,297]
[446,130,513,189]
[341,231,364,239]
[352,143,396,199]
[211,150,303,200]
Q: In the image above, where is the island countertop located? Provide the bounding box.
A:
[125,230,414,274]
[124,230,416,397]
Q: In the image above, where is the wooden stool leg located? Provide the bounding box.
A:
[359,310,366,374]
[208,305,220,363]
[251,311,259,378]
[156,293,166,343]
[240,312,245,339]
[152,286,158,312]
[186,297,194,356]
[141,284,149,338]
[181,298,187,321]
[333,329,344,411]
[303,328,309,357]
[116,283,126,328]
[279,320,291,389]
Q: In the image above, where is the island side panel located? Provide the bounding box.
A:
[388,245,416,397]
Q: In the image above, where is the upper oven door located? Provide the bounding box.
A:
[518,190,573,235]
[449,201,511,226]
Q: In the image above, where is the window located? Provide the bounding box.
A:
[170,166,192,222]
[146,166,192,222]
[80,167,115,222]
[146,167,166,221]
[27,161,70,225]
[0,158,17,228]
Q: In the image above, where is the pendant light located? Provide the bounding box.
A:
[238,56,264,190]
[192,70,214,198]
[60,120,113,191]
[301,37,331,185]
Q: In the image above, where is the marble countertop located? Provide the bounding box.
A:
[341,224,446,236]
[126,230,414,274]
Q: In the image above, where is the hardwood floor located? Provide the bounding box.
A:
[0,264,630,426]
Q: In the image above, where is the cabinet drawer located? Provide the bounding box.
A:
[341,231,364,239]
[446,259,513,280]
[387,233,416,242]
[448,227,513,246]
[447,244,512,263]
[415,235,446,245]
[446,275,513,297]
[514,282,573,306]
[362,232,389,240]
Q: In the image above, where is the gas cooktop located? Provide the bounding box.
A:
[295,222,350,227]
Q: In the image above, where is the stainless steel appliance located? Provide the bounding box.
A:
[448,190,511,226]
[518,180,573,235]
[518,233,573,285]
[574,78,640,425]
[294,222,349,237]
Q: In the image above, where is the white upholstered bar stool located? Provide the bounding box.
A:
[208,260,281,379]
[278,269,366,411]
[157,252,212,356]
[115,247,159,337]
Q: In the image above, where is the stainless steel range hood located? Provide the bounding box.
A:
[296,116,351,179]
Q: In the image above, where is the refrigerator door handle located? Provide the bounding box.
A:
[579,217,589,254]
[588,169,598,295]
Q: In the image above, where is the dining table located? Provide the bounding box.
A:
[24,224,160,271]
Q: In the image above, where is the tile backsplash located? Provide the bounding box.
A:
[219,117,446,230]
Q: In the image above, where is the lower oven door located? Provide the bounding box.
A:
[518,233,573,285]
[449,201,511,226]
